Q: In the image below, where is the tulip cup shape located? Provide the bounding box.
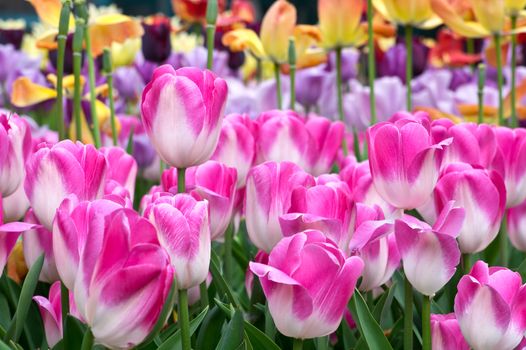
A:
[211,113,257,188]
[245,161,315,252]
[249,230,364,339]
[146,193,210,289]
[455,261,526,350]
[33,281,80,348]
[279,177,353,252]
[25,140,107,230]
[101,147,138,201]
[0,113,31,197]
[56,198,173,348]
[430,313,469,350]
[366,113,451,210]
[141,65,228,168]
[435,163,506,254]
[492,127,526,207]
[395,201,465,296]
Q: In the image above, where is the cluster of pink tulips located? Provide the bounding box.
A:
[3,0,526,349]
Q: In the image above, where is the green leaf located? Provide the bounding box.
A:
[0,339,10,350]
[232,239,249,272]
[215,310,244,350]
[196,306,226,350]
[136,279,176,349]
[210,250,239,307]
[243,321,280,350]
[157,306,209,350]
[517,257,526,280]
[5,254,44,343]
[375,283,397,327]
[349,289,393,350]
[0,294,10,330]
[126,126,135,155]
[63,315,86,350]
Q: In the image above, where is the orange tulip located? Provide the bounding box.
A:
[172,0,226,23]
[260,0,297,63]
[318,0,366,49]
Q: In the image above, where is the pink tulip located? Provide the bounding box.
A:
[146,194,210,289]
[430,313,469,350]
[0,113,31,198]
[508,199,526,251]
[455,261,526,350]
[141,65,228,168]
[23,210,59,283]
[492,127,526,207]
[56,197,173,348]
[101,147,138,201]
[53,196,124,291]
[186,162,237,240]
[245,161,315,252]
[279,177,353,252]
[256,110,344,175]
[249,230,364,339]
[366,112,451,209]
[245,250,269,299]
[2,183,29,222]
[348,204,399,292]
[25,140,107,229]
[395,202,464,296]
[211,113,257,187]
[0,220,40,278]
[33,281,79,348]
[435,163,506,253]
[431,120,497,170]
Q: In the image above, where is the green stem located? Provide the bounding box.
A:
[336,47,350,157]
[56,0,71,140]
[403,274,413,350]
[405,26,413,111]
[72,20,85,142]
[256,58,262,83]
[494,33,505,126]
[500,211,508,266]
[84,35,101,147]
[292,338,303,350]
[178,288,191,350]
[80,328,93,350]
[511,15,518,128]
[288,37,296,111]
[422,295,431,350]
[477,64,486,124]
[367,0,376,125]
[177,167,186,194]
[103,48,118,146]
[466,38,475,72]
[206,24,215,70]
[199,281,209,309]
[60,281,69,333]
[223,222,234,283]
[274,62,282,109]
[462,253,471,275]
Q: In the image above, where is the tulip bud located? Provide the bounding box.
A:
[430,313,469,350]
[395,202,464,296]
[260,0,296,63]
[435,163,506,254]
[141,15,172,63]
[141,65,228,168]
[25,140,107,230]
[250,230,364,339]
[0,114,31,198]
[455,261,526,350]
[318,0,365,49]
[245,161,315,252]
[366,112,451,209]
[147,194,210,289]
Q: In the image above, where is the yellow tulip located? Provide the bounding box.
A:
[260,0,297,63]
[110,38,140,67]
[373,0,442,28]
[430,0,504,37]
[292,25,328,69]
[505,0,526,15]
[222,28,266,59]
[27,0,75,29]
[318,0,366,49]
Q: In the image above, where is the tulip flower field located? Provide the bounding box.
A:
[3,0,526,349]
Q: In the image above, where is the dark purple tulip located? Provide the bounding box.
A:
[0,28,24,50]
[48,33,82,75]
[141,15,172,63]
